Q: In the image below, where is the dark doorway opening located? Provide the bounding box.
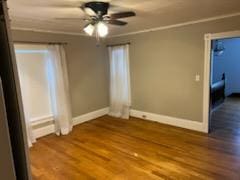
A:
[210,37,240,139]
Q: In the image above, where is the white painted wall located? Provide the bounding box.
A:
[212,38,240,96]
[15,44,53,122]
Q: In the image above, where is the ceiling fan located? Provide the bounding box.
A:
[58,1,136,38]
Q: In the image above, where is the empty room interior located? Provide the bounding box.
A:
[1,0,240,179]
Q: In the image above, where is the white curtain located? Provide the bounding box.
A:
[16,56,36,147]
[47,45,73,135]
[20,79,36,147]
[23,105,36,147]
[108,44,131,119]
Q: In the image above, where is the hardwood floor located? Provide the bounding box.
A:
[211,96,240,140]
[30,116,240,180]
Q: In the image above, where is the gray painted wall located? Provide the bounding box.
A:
[12,15,240,123]
[12,30,109,117]
[212,38,240,96]
[107,15,240,122]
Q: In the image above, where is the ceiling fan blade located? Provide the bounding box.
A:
[106,20,127,26]
[80,5,97,16]
[109,11,136,19]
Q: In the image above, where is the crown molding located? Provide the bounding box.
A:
[109,12,240,38]
[11,27,88,37]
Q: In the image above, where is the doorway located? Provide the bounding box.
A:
[203,31,240,135]
[210,38,240,135]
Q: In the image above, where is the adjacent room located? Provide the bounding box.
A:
[1,0,240,179]
[210,38,240,137]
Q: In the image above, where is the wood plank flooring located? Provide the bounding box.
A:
[211,96,240,141]
[30,116,240,180]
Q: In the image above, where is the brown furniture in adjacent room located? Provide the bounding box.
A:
[211,73,226,108]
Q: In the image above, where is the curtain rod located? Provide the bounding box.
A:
[14,41,68,45]
[106,42,131,47]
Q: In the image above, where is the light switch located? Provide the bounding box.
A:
[195,75,200,82]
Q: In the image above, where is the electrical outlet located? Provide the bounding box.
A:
[195,75,200,82]
[142,115,147,119]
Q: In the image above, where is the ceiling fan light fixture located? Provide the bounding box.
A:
[83,24,95,36]
[97,22,108,37]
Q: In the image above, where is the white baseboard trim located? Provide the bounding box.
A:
[31,115,54,126]
[32,107,207,139]
[73,107,109,126]
[130,109,207,133]
[33,124,55,139]
[33,107,109,139]
[32,115,55,139]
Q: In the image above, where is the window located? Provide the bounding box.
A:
[15,44,53,122]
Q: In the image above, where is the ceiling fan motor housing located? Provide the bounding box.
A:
[85,2,109,16]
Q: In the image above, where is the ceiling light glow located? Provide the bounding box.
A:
[97,22,108,37]
[83,24,95,36]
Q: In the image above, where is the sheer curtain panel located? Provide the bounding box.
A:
[108,44,131,119]
[47,45,73,135]
[19,80,36,147]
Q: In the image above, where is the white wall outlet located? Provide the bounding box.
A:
[142,115,147,119]
[195,75,200,82]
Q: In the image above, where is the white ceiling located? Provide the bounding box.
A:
[8,0,240,36]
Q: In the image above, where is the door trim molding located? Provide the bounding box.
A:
[203,30,240,133]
